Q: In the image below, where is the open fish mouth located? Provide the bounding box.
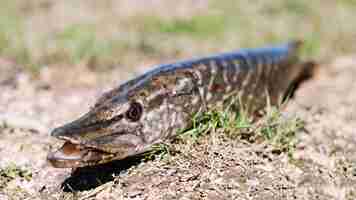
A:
[47,126,145,168]
[47,141,115,168]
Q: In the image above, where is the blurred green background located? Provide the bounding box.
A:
[1,0,356,73]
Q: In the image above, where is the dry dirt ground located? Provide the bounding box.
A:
[0,55,356,200]
[1,0,356,199]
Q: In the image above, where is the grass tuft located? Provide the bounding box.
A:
[174,100,303,159]
[133,14,226,38]
[178,109,232,142]
[257,106,304,158]
[45,24,119,66]
[0,163,32,189]
[0,5,30,66]
[143,143,171,161]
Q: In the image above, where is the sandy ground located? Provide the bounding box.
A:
[0,55,356,200]
[1,1,356,199]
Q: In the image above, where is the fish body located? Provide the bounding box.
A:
[48,41,304,168]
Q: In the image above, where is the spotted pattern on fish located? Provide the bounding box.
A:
[47,41,306,168]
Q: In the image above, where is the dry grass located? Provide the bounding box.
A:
[1,0,356,73]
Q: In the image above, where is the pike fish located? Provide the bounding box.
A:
[47,41,306,168]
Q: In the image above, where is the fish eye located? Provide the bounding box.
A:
[125,101,143,122]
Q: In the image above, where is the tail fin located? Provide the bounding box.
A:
[288,39,317,80]
[287,40,304,57]
[290,40,303,49]
[283,39,318,101]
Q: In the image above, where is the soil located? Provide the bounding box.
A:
[1,55,356,200]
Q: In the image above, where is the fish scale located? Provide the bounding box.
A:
[47,41,306,168]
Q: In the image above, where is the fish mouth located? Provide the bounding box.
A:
[47,140,115,168]
[48,123,145,168]
[47,118,119,168]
